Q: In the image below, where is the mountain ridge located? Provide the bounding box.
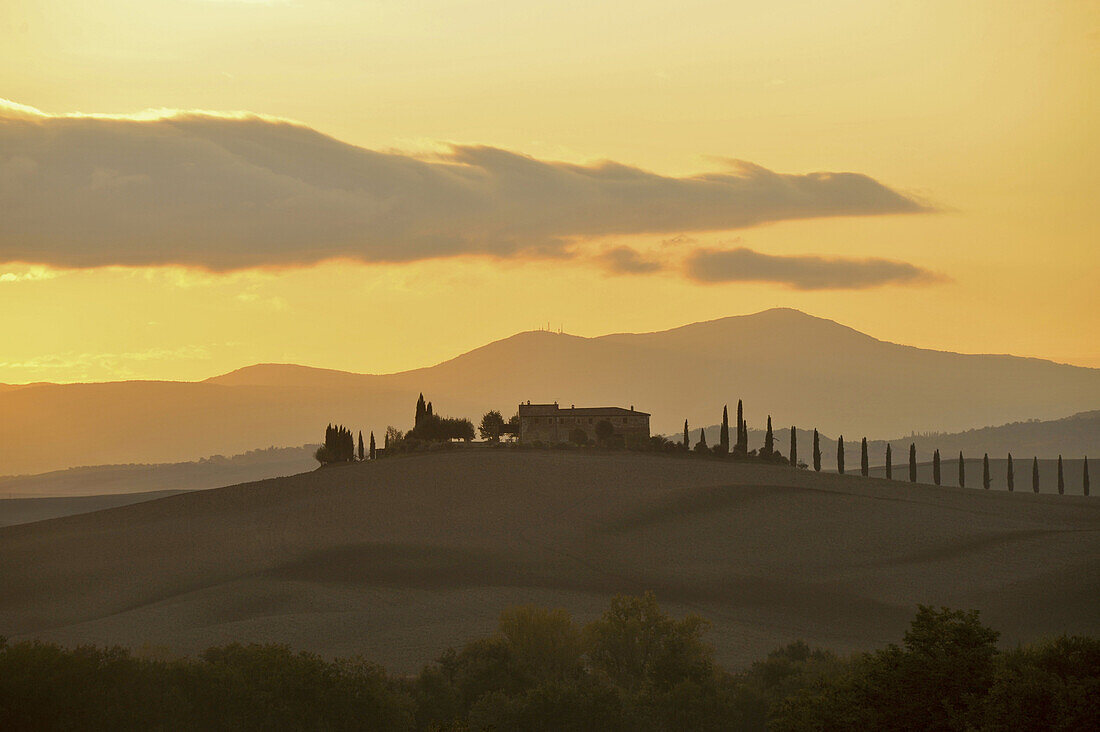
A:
[1,308,1097,474]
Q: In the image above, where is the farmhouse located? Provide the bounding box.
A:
[517,402,650,446]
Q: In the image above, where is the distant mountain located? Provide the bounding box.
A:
[1,308,1098,474]
[682,410,1100,463]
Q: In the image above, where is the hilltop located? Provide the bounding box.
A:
[1,308,1098,474]
[2,449,1096,672]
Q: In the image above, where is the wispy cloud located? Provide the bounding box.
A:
[595,246,664,275]
[0,346,213,381]
[0,100,929,271]
[684,247,945,290]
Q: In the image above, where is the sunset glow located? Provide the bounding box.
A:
[2,0,1098,382]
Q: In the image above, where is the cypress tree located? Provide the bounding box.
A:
[1057,455,1064,495]
[909,443,917,483]
[813,429,821,472]
[790,427,797,468]
[958,451,965,488]
[369,431,376,460]
[1007,454,1015,491]
[415,393,426,425]
[1032,457,1040,493]
[1084,457,1090,497]
[720,405,730,454]
[426,401,433,417]
[358,431,365,461]
[763,416,774,458]
[683,420,689,450]
[698,427,708,449]
[885,443,892,480]
[837,436,845,475]
[860,437,869,477]
[983,454,990,490]
[933,449,941,486]
[736,400,745,452]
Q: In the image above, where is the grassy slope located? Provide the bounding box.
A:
[1,450,1096,672]
[0,490,190,528]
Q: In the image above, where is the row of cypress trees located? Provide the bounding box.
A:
[808,427,1091,496]
[692,402,1092,496]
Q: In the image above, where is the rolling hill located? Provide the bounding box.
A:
[1,450,1096,673]
[1,308,1098,475]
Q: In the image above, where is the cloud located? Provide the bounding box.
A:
[0,346,212,380]
[0,266,58,283]
[684,247,944,290]
[596,246,664,275]
[0,99,929,270]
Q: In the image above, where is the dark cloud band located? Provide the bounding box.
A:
[684,247,943,290]
[0,102,928,270]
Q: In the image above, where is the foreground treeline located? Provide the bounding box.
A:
[2,597,1097,731]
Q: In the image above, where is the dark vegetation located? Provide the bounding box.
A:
[2,598,1096,731]
[314,424,356,464]
[315,394,477,464]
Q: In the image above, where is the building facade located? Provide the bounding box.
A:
[517,402,650,446]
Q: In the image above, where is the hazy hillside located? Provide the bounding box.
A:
[1,450,1095,673]
[682,410,1100,463]
[0,445,318,498]
[0,490,189,528]
[2,308,1098,474]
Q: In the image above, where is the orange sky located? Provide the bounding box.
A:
[1,0,1098,382]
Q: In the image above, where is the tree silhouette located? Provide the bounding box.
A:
[358,431,365,462]
[909,443,917,483]
[886,443,893,480]
[1007,454,1015,491]
[478,410,505,442]
[837,436,845,475]
[1057,455,1064,495]
[736,399,745,453]
[790,426,797,468]
[983,453,990,490]
[720,405,730,454]
[813,429,821,472]
[595,420,616,446]
[933,449,941,486]
[369,431,376,460]
[426,401,433,418]
[861,437,869,477]
[319,424,355,463]
[1032,457,1040,493]
[1085,457,1090,497]
[697,427,708,450]
[958,451,964,488]
[683,420,689,450]
[763,416,774,458]
[415,393,427,425]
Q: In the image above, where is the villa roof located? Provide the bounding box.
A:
[519,403,650,417]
